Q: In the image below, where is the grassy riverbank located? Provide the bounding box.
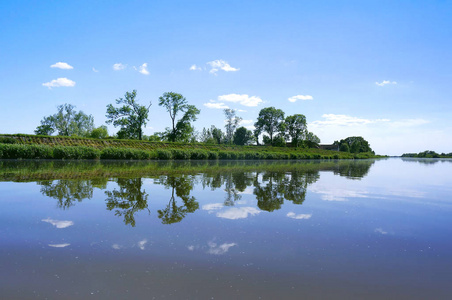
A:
[0,134,381,160]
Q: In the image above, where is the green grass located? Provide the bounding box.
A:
[0,134,383,160]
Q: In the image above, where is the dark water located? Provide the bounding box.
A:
[1,159,451,299]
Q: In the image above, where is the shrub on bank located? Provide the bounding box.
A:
[157,150,172,160]
[54,146,101,159]
[0,144,54,159]
[100,147,154,160]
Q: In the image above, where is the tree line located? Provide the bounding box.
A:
[34,90,371,151]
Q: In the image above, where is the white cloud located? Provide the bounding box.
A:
[50,62,73,69]
[48,243,70,248]
[310,185,369,201]
[187,245,195,251]
[287,212,312,220]
[217,207,261,220]
[190,64,202,71]
[92,67,99,72]
[375,228,388,235]
[207,241,237,255]
[217,94,263,107]
[207,59,239,74]
[135,63,149,75]
[113,63,126,71]
[376,80,397,86]
[112,244,123,250]
[389,119,430,127]
[288,95,313,102]
[204,102,229,109]
[239,119,253,125]
[202,203,225,211]
[138,239,147,250]
[42,78,76,88]
[310,114,390,127]
[42,218,74,228]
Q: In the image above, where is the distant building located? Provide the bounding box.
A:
[319,144,339,151]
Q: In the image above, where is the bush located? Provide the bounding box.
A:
[0,144,53,159]
[218,151,230,159]
[229,152,238,159]
[190,150,208,160]
[157,150,172,160]
[208,151,218,160]
[54,146,101,159]
[171,149,190,160]
[0,137,17,144]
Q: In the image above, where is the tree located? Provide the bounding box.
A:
[339,143,350,152]
[90,125,108,139]
[336,136,373,153]
[106,90,151,140]
[211,126,224,144]
[35,103,94,137]
[224,109,242,144]
[233,126,254,145]
[305,131,321,148]
[159,92,200,142]
[254,107,285,145]
[285,114,307,148]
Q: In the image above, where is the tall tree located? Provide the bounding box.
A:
[305,131,321,148]
[224,109,242,144]
[35,103,94,137]
[285,114,307,148]
[211,126,224,144]
[159,92,200,142]
[254,107,285,145]
[106,90,151,140]
[233,126,254,145]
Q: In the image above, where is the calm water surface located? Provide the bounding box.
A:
[1,159,451,299]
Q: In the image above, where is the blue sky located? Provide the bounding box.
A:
[1,0,451,155]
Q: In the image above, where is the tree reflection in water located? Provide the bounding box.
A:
[155,175,199,224]
[105,178,150,227]
[35,160,375,226]
[39,178,107,209]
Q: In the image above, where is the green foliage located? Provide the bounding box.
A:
[285,114,307,148]
[190,149,209,160]
[157,150,172,160]
[171,149,190,160]
[159,92,200,142]
[0,137,17,144]
[106,90,151,140]
[100,147,153,160]
[224,109,242,144]
[254,107,285,144]
[0,134,383,161]
[90,125,109,139]
[53,146,101,159]
[233,126,254,145]
[336,136,372,153]
[35,104,94,137]
[0,144,53,159]
[218,151,230,159]
[208,151,219,160]
[272,135,286,147]
[402,150,450,158]
[305,131,321,148]
[339,143,350,152]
